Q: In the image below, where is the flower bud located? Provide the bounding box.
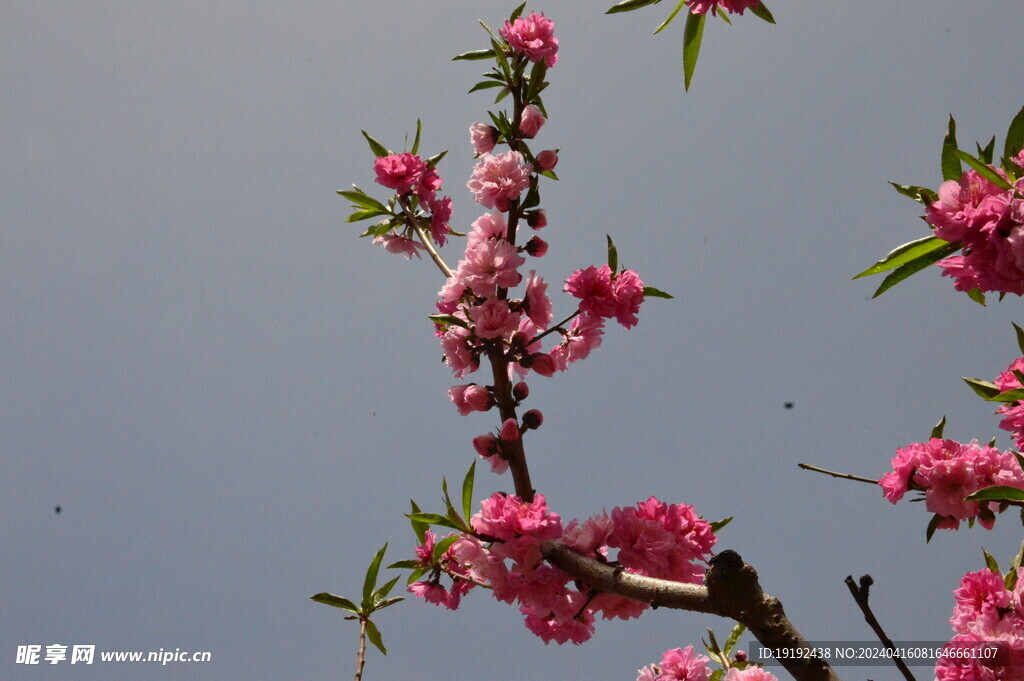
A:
[527,209,547,229]
[535,149,558,171]
[499,417,520,442]
[525,236,548,257]
[528,353,557,377]
[473,433,499,457]
[518,105,545,139]
[512,381,530,401]
[470,122,497,154]
[734,651,748,663]
[521,409,543,430]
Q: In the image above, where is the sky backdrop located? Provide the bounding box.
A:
[4,2,1024,679]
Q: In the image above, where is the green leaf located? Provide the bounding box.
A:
[956,149,1013,190]
[1002,105,1024,168]
[653,0,687,35]
[361,130,391,158]
[888,182,938,205]
[409,500,427,543]
[682,11,706,91]
[365,619,387,655]
[362,544,388,610]
[853,235,955,279]
[526,59,548,101]
[1013,323,1024,355]
[461,460,476,522]
[941,115,961,181]
[386,559,421,570]
[491,38,511,76]
[426,150,448,168]
[510,2,527,22]
[405,567,425,586]
[537,169,558,180]
[1012,451,1024,473]
[1012,539,1024,570]
[930,415,947,440]
[723,622,746,655]
[479,19,498,40]
[926,514,942,543]
[643,286,674,299]
[966,287,987,306]
[427,313,468,329]
[706,628,723,657]
[715,7,732,24]
[606,0,662,13]
[373,575,402,606]
[373,596,404,611]
[978,135,996,165]
[965,486,1024,502]
[406,512,464,532]
[963,377,1000,399]
[410,119,422,156]
[453,48,496,62]
[310,592,359,614]
[347,208,387,223]
[985,388,1024,404]
[338,189,388,213]
[983,549,1001,574]
[469,80,506,94]
[607,234,619,273]
[870,241,960,297]
[748,2,775,23]
[432,534,461,563]
[710,516,733,533]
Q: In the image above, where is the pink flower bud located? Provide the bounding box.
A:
[499,417,520,441]
[470,122,497,154]
[522,409,543,430]
[734,651,748,663]
[535,149,559,171]
[528,353,557,377]
[449,384,492,415]
[518,105,545,139]
[525,236,548,257]
[473,433,499,456]
[512,381,530,401]
[527,209,547,229]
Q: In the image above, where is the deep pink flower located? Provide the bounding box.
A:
[472,433,508,474]
[927,170,1013,246]
[373,152,427,194]
[686,0,761,15]
[525,236,548,257]
[499,417,520,442]
[519,105,545,139]
[500,12,559,67]
[608,497,716,583]
[470,122,497,154]
[646,646,711,681]
[427,195,453,246]
[565,265,617,318]
[408,580,462,610]
[467,151,533,211]
[471,492,562,543]
[613,269,645,328]
[527,208,547,229]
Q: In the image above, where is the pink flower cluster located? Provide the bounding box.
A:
[934,568,1024,680]
[686,0,761,15]
[994,356,1024,451]
[408,494,717,645]
[637,646,711,681]
[927,169,1024,295]
[879,438,1024,530]
[371,151,453,253]
[565,264,646,329]
[500,12,558,67]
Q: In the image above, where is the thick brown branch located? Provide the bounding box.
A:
[542,543,840,681]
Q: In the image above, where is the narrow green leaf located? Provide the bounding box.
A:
[406,512,463,532]
[494,86,511,104]
[607,234,619,273]
[526,59,548,101]
[926,514,942,543]
[965,486,1024,502]
[966,287,987,306]
[432,535,461,563]
[452,49,496,62]
[410,119,422,155]
[537,169,558,180]
[510,2,527,22]
[1002,105,1024,168]
[1012,539,1024,570]
[1012,450,1024,472]
[957,149,1013,190]
[853,235,954,279]
[373,575,402,606]
[985,388,1024,403]
[491,38,511,75]
[871,242,960,297]
[606,0,662,14]
[479,20,498,40]
[409,500,428,543]
[723,622,746,655]
[386,560,421,570]
[405,567,425,585]
[461,460,476,522]
[653,0,687,35]
[962,377,1000,399]
[373,597,404,611]
[338,190,388,214]
[643,286,675,299]
[361,130,391,158]
[365,619,387,655]
[978,135,996,165]
[347,208,387,223]
[715,7,732,24]
[748,2,776,23]
[682,11,706,91]
[930,415,946,440]
[710,516,733,533]
[310,592,359,614]
[941,115,961,181]
[362,544,388,610]
[706,628,722,657]
[427,313,468,329]
[1007,567,1019,592]
[1013,323,1024,355]
[888,182,938,205]
[983,549,1001,573]
[426,150,448,168]
[469,80,506,94]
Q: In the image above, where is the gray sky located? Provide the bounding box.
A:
[4,2,1023,679]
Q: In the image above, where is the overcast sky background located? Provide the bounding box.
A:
[4,2,1024,679]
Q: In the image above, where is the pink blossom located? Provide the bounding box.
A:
[525,352,557,377]
[565,264,617,318]
[417,165,443,203]
[1014,150,1024,168]
[927,171,1013,245]
[440,326,478,377]
[469,122,497,154]
[724,669,779,681]
[651,646,712,681]
[469,298,520,340]
[372,233,424,259]
[448,384,492,415]
[468,211,508,245]
[519,105,546,139]
[457,238,525,298]
[427,195,452,246]
[436,275,467,315]
[467,151,533,211]
[472,433,508,474]
[613,269,645,328]
[523,271,553,327]
[536,149,559,171]
[500,12,559,67]
[951,569,1012,632]
[686,0,761,15]
[499,417,520,441]
[608,497,716,583]
[413,529,436,565]
[373,152,427,194]
[407,580,462,610]
[471,492,562,543]
[550,314,605,371]
[562,513,614,558]
[590,592,649,621]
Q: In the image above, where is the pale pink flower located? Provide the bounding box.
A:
[470,122,497,154]
[467,151,533,211]
[500,12,559,67]
[561,513,614,558]
[525,352,557,377]
[550,314,605,371]
[373,152,427,194]
[724,668,779,681]
[470,298,520,339]
[427,195,452,246]
[519,105,545,139]
[468,211,508,245]
[686,0,761,15]
[436,275,467,315]
[457,237,525,297]
[536,149,559,171]
[523,271,553,327]
[372,233,424,259]
[448,384,492,415]
[440,326,478,377]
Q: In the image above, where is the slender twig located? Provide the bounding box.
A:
[527,309,580,346]
[798,463,878,485]
[845,575,916,681]
[354,618,367,681]
[441,567,492,590]
[396,195,454,279]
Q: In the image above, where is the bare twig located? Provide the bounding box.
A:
[845,575,915,681]
[798,463,878,485]
[354,618,367,681]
